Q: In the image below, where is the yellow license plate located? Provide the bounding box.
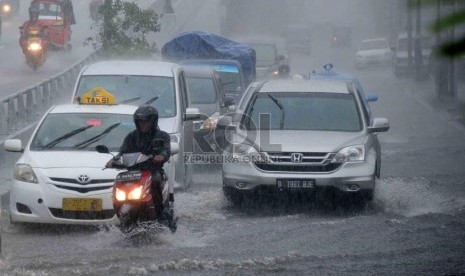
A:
[62,198,102,211]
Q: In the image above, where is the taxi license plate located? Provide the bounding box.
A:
[276,179,315,189]
[62,198,102,211]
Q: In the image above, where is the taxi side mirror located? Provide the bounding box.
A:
[4,139,23,153]
[96,145,110,154]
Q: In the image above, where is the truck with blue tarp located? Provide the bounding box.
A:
[161,31,256,103]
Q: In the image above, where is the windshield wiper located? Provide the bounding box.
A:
[267,94,285,129]
[74,122,121,149]
[144,96,159,105]
[118,97,141,104]
[42,125,94,150]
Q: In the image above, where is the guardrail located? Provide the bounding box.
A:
[0,0,205,138]
[0,51,102,136]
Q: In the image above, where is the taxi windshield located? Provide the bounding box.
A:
[245,92,362,131]
[30,113,135,151]
[75,75,176,117]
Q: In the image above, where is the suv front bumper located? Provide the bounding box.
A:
[222,160,375,193]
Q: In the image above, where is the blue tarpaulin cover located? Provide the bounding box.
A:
[161,31,256,84]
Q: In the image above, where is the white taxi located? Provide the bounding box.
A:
[4,94,143,225]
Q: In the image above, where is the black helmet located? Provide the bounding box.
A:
[29,5,39,21]
[133,105,159,129]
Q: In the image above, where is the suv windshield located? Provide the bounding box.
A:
[245,92,362,131]
[30,113,135,151]
[75,75,176,117]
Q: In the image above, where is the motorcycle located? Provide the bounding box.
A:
[96,139,178,234]
[0,0,19,19]
[22,26,48,71]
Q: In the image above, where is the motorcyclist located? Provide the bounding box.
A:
[106,105,175,227]
[19,3,48,54]
[278,64,291,79]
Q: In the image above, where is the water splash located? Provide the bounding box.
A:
[375,177,465,217]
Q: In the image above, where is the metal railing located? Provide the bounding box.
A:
[0,51,102,136]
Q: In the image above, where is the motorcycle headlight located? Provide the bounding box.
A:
[14,164,38,183]
[332,145,365,163]
[28,42,42,51]
[127,186,143,200]
[3,5,11,12]
[115,188,126,201]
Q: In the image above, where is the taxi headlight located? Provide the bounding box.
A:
[332,145,365,163]
[14,164,38,183]
[127,186,143,200]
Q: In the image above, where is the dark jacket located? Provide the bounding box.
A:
[119,127,171,166]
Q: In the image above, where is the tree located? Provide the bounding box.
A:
[86,0,161,57]
[417,0,465,58]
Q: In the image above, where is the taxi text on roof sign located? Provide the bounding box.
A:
[80,87,116,105]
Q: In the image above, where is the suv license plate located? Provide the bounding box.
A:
[276,179,315,189]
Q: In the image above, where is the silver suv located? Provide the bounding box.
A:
[222,80,389,204]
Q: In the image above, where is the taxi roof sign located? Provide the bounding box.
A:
[80,87,116,105]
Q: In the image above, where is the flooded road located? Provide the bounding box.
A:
[1,0,465,275]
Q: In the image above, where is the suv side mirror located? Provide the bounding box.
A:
[366,93,378,102]
[368,118,390,133]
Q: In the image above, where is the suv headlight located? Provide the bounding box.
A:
[200,112,220,130]
[230,143,266,163]
[14,164,38,183]
[232,143,258,156]
[332,145,365,163]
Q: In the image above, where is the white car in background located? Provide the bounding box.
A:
[355,38,392,69]
[4,103,176,225]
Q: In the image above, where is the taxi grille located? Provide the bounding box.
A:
[49,208,115,220]
[50,177,114,184]
[53,184,113,193]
